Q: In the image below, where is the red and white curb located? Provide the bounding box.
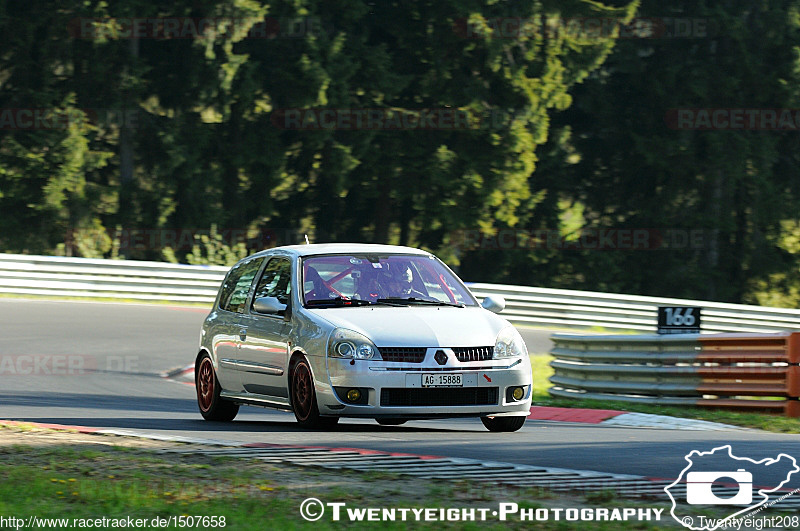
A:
[528,407,749,431]
[2,419,797,509]
[162,364,195,387]
[599,412,751,431]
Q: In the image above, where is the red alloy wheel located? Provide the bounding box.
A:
[197,357,214,413]
[293,361,313,421]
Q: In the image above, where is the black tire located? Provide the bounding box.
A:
[480,416,526,432]
[376,418,408,426]
[290,358,339,429]
[196,354,239,422]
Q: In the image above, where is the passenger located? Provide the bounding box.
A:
[304,266,333,301]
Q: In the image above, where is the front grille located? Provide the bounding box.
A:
[452,346,494,362]
[379,347,427,363]
[380,387,499,407]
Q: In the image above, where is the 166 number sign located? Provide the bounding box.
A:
[657,306,701,334]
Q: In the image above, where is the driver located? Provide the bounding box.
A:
[384,265,428,299]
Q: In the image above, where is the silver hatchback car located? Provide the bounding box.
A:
[195,243,532,432]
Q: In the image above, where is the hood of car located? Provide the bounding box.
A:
[307,306,508,347]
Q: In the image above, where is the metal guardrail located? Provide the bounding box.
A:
[549,332,800,417]
[0,253,226,303]
[1,254,799,334]
[467,283,800,333]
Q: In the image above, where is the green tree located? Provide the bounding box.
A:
[229,0,638,253]
[0,1,114,253]
[0,0,641,280]
[0,0,269,258]
[491,0,800,303]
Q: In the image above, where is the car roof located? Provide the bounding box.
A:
[254,243,433,258]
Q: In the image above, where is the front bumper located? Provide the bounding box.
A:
[318,349,533,418]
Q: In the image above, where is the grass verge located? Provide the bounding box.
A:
[530,354,800,434]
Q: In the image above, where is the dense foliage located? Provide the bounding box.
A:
[2,0,799,306]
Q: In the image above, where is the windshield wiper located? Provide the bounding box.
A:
[305,297,405,308]
[376,297,464,308]
[306,297,373,307]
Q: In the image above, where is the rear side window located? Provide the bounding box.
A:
[252,257,292,307]
[218,257,265,313]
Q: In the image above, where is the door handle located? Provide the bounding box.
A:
[239,329,247,340]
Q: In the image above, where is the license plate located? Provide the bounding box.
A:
[422,373,463,387]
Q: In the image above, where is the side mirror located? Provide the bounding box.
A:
[481,295,505,314]
[253,296,287,315]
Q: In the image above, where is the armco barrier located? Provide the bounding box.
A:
[467,283,800,333]
[549,332,800,417]
[1,254,800,333]
[0,253,227,303]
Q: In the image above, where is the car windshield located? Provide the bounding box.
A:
[301,254,476,307]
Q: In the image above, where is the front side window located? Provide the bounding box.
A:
[301,254,476,307]
[252,257,292,308]
[218,257,265,313]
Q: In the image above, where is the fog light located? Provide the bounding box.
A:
[346,389,362,402]
[512,387,525,401]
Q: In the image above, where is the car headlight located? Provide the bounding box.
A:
[493,326,528,358]
[328,328,380,360]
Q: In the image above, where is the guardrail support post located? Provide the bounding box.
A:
[789,334,800,417]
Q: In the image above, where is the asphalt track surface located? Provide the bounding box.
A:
[1,299,798,490]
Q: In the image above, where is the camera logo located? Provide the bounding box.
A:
[665,445,799,531]
[686,469,752,505]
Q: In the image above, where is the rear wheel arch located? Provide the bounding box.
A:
[195,348,211,371]
[195,351,238,422]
